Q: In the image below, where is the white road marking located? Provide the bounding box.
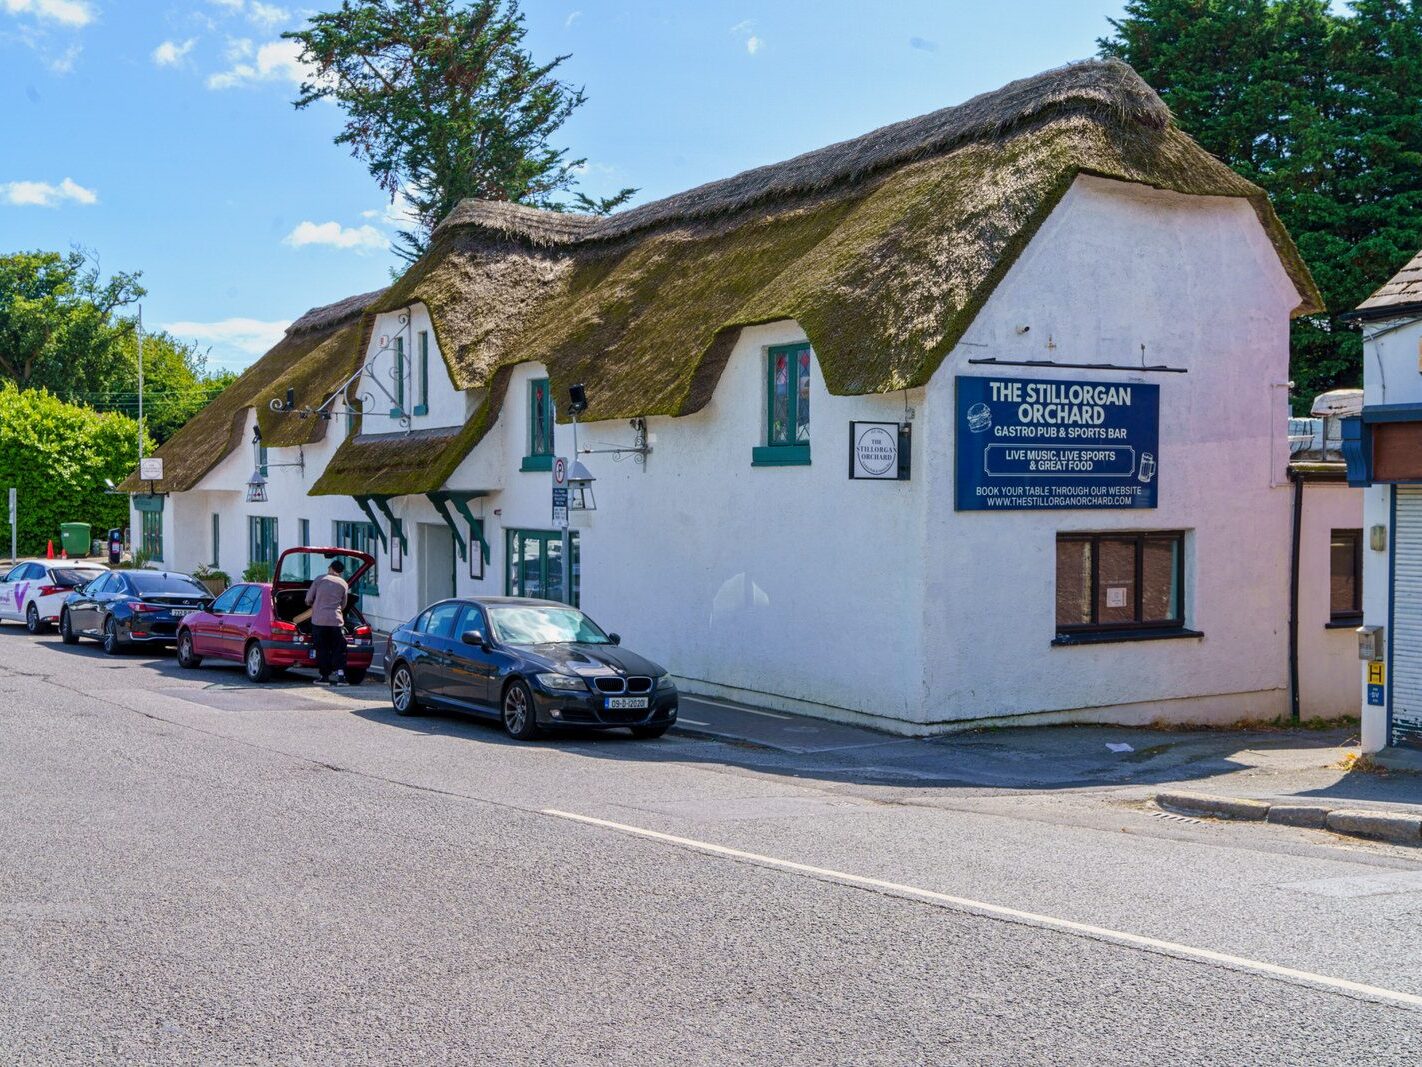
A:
[543,808,1422,1012]
[676,719,710,727]
[682,695,791,720]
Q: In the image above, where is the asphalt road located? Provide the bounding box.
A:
[2,628,1420,1065]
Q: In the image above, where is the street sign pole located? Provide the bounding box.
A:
[8,488,15,564]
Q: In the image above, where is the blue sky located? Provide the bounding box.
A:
[2,1,1124,373]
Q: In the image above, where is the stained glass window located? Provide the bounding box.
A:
[766,343,812,448]
[529,378,554,457]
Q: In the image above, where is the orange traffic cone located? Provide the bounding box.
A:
[46,540,54,559]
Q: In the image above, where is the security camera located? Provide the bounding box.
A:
[568,383,588,416]
[1016,325,1031,335]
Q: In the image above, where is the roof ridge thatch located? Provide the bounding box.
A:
[434,58,1169,248]
[288,287,389,335]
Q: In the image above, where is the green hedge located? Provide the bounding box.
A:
[0,383,152,557]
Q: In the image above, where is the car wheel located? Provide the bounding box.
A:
[343,667,367,686]
[25,603,47,635]
[103,617,123,656]
[502,680,541,740]
[390,663,420,716]
[176,630,202,669]
[631,724,671,740]
[60,609,79,645]
[244,641,273,683]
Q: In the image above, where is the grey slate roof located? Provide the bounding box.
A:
[1355,250,1422,319]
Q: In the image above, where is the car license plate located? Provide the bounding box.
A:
[606,696,649,710]
[169,609,193,616]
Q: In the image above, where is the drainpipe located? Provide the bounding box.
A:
[1288,468,1303,725]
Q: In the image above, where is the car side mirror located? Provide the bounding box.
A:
[461,629,489,649]
[608,632,622,645]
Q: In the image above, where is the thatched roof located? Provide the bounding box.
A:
[302,60,1320,498]
[118,288,385,493]
[1353,249,1422,321]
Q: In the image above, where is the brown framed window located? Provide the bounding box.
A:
[1056,532,1185,635]
[1329,528,1363,623]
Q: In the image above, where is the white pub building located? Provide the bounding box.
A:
[125,60,1327,733]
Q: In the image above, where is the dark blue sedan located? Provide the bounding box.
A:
[384,597,678,740]
[60,569,212,654]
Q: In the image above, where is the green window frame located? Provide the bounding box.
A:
[521,377,555,471]
[414,331,430,417]
[248,516,278,571]
[753,342,812,466]
[391,336,406,416]
[504,528,579,606]
[211,513,220,567]
[333,519,380,600]
[297,518,311,580]
[257,443,269,478]
[141,510,163,562]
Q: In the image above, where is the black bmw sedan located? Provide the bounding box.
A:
[384,597,678,740]
[60,569,212,654]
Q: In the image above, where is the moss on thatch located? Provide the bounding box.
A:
[118,290,382,493]
[310,59,1322,497]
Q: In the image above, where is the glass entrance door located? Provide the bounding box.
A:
[505,529,579,605]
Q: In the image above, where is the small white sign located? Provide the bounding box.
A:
[552,456,568,487]
[139,457,164,481]
[849,421,902,480]
[1105,586,1128,609]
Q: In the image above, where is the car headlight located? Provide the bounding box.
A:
[655,673,676,692]
[536,672,587,691]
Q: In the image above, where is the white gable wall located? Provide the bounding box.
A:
[917,176,1301,726]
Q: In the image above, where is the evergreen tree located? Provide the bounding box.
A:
[286,0,635,264]
[1101,0,1422,408]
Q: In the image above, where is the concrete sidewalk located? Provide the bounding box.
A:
[672,693,1422,803]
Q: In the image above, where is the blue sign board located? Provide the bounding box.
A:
[955,375,1160,510]
[1368,684,1385,707]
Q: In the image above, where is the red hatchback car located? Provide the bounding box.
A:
[174,546,377,683]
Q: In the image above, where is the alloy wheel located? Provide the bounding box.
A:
[247,645,263,678]
[391,666,413,713]
[503,685,529,735]
[103,618,118,655]
[25,604,40,634]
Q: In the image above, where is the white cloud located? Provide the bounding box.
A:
[152,38,196,66]
[283,220,389,253]
[1,176,97,207]
[730,20,762,55]
[361,186,417,228]
[2,0,94,28]
[224,36,253,61]
[247,2,288,29]
[207,38,308,89]
[209,0,244,11]
[564,10,580,28]
[163,317,291,357]
[46,41,79,72]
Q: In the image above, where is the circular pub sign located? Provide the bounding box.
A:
[853,423,899,479]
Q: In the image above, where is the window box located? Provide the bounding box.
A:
[520,453,554,472]
[752,444,811,467]
[1053,627,1203,647]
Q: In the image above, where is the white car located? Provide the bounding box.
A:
[0,559,110,634]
